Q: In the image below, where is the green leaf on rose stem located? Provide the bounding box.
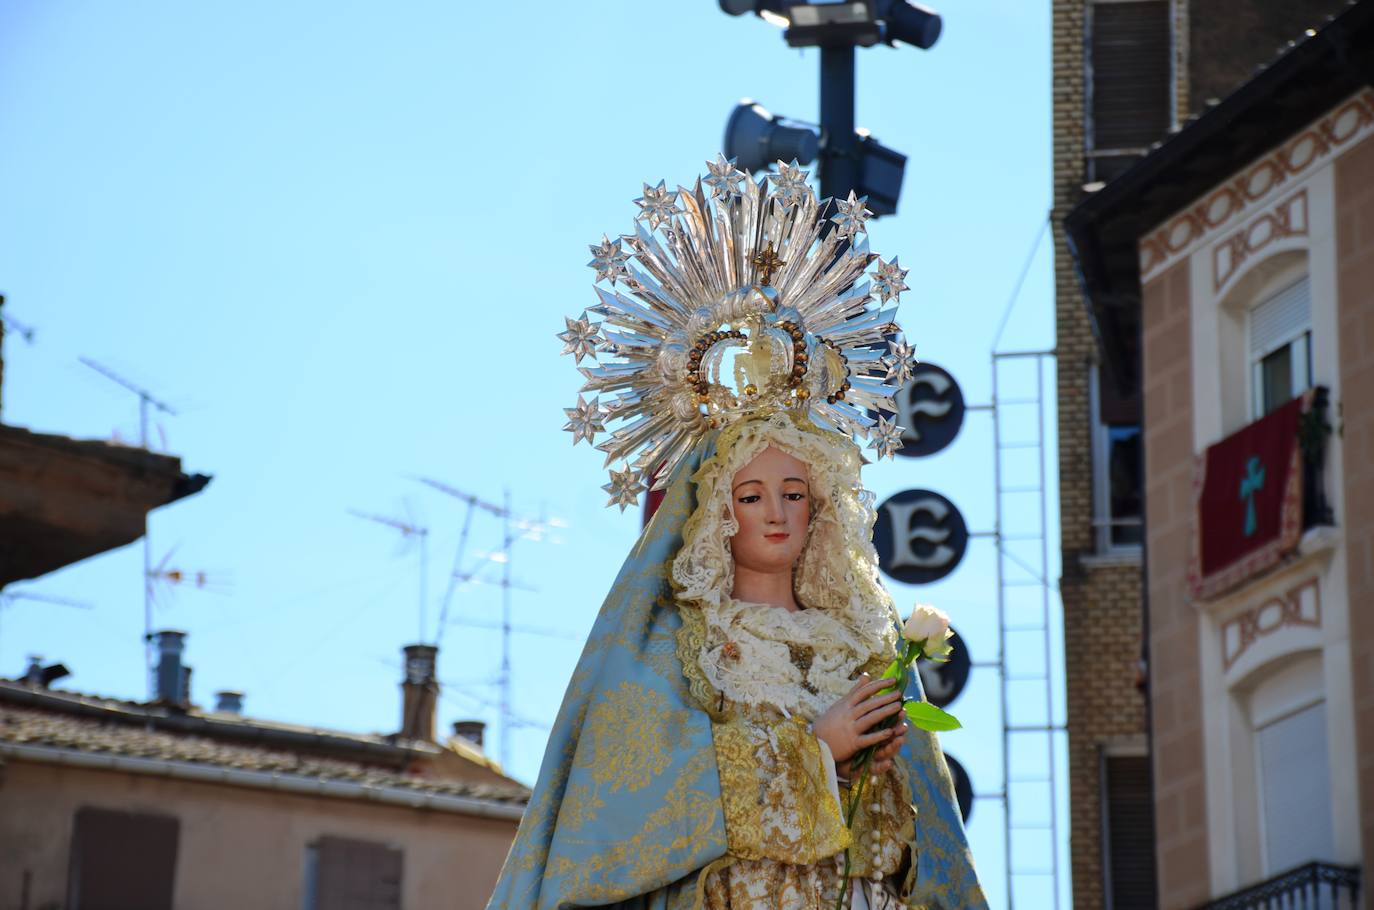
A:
[880,658,901,680]
[903,700,962,732]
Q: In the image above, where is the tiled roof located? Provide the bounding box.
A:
[0,685,529,805]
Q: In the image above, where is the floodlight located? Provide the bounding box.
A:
[877,0,942,48]
[785,1,881,47]
[724,101,820,172]
[854,131,907,215]
[718,0,792,19]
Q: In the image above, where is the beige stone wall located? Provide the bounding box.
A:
[1140,260,1209,910]
[0,760,518,910]
[1335,132,1374,891]
[1052,1,1152,907]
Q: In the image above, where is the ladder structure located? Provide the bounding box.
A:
[990,350,1066,910]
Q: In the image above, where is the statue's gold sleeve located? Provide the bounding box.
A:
[712,712,851,865]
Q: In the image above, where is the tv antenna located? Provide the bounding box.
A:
[348,505,430,644]
[147,547,232,611]
[0,298,37,345]
[78,357,180,700]
[414,477,567,768]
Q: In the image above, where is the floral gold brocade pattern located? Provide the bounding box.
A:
[714,713,851,865]
[588,682,684,792]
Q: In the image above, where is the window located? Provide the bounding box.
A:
[305,836,403,910]
[66,807,179,910]
[1090,366,1143,553]
[1085,0,1173,183]
[1100,752,1157,910]
[1249,276,1312,419]
[1247,655,1335,875]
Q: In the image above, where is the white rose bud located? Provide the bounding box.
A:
[901,603,951,650]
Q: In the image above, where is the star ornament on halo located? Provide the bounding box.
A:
[870,415,905,459]
[885,338,917,385]
[767,160,813,210]
[557,313,603,363]
[563,395,605,446]
[587,235,631,285]
[602,467,646,512]
[703,154,746,202]
[634,180,683,231]
[830,191,872,240]
[872,256,910,303]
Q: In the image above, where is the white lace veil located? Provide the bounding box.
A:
[670,412,899,715]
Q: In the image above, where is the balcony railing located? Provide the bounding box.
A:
[1301,385,1335,530]
[1197,862,1360,910]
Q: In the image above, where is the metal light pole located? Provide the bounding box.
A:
[720,0,941,216]
[819,45,858,202]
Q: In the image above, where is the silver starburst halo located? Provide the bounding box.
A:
[563,157,917,507]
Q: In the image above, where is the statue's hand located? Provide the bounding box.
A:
[814,674,907,773]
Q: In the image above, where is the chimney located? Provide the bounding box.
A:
[399,644,438,742]
[452,720,486,749]
[22,655,69,688]
[215,690,244,715]
[152,630,190,705]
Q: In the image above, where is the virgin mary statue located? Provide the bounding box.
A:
[488,158,987,910]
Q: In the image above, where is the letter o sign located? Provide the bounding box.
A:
[873,489,969,585]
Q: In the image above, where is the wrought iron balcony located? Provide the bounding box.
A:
[1197,861,1360,910]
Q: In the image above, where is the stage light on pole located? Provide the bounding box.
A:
[723,101,820,173]
[785,1,881,47]
[854,130,906,216]
[718,0,792,21]
[878,0,942,49]
[718,0,941,216]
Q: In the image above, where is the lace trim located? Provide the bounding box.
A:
[670,413,898,662]
[697,596,872,719]
[678,601,726,720]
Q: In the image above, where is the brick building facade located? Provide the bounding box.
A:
[1065,2,1374,905]
[1052,1,1350,907]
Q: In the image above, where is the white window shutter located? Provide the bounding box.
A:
[1250,276,1311,358]
[1257,700,1335,873]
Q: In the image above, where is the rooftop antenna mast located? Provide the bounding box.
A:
[414,477,565,768]
[147,547,232,612]
[348,506,430,644]
[78,357,178,700]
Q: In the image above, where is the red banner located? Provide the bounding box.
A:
[1189,391,1308,600]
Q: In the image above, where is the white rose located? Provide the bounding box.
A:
[901,603,951,647]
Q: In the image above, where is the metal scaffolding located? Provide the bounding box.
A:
[991,349,1066,910]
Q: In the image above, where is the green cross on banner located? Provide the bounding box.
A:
[1239,455,1266,537]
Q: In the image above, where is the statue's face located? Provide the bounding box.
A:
[728,445,811,576]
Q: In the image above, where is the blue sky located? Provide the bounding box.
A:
[0,2,1059,906]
